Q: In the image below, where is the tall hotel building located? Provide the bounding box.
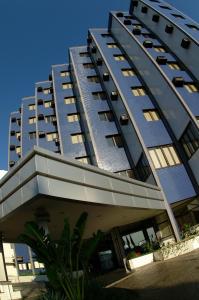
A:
[6,0,199,269]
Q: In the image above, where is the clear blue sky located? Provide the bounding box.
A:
[0,0,199,170]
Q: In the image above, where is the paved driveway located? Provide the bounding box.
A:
[110,249,199,300]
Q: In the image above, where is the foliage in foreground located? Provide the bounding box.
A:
[19,212,103,300]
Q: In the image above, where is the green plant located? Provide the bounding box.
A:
[19,212,103,300]
[38,290,66,300]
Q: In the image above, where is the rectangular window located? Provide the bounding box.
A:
[122,68,135,77]
[46,132,59,142]
[29,132,36,139]
[45,115,56,123]
[79,52,89,57]
[143,109,160,121]
[114,55,125,61]
[180,123,199,159]
[101,33,111,37]
[186,24,199,31]
[107,43,118,48]
[29,104,35,111]
[92,91,107,100]
[71,133,84,144]
[136,153,151,181]
[196,117,199,125]
[16,146,21,154]
[67,113,80,123]
[75,156,90,164]
[149,145,180,169]
[154,46,166,53]
[60,71,70,77]
[87,76,99,83]
[131,87,146,96]
[133,24,143,29]
[98,111,114,122]
[62,82,73,89]
[16,119,21,126]
[44,100,54,108]
[83,63,94,69]
[43,88,52,95]
[159,5,171,10]
[29,117,36,124]
[184,83,199,93]
[106,134,123,148]
[172,14,185,19]
[16,132,21,140]
[167,62,181,70]
[64,97,76,104]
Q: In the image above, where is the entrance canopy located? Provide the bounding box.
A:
[0,147,166,241]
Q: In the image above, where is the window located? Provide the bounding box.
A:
[11,117,16,123]
[154,46,166,53]
[184,83,199,93]
[159,5,171,10]
[143,110,160,121]
[43,88,52,95]
[16,132,21,140]
[87,76,99,83]
[101,33,111,37]
[107,43,118,48]
[116,169,135,179]
[75,156,90,164]
[186,24,199,31]
[16,119,21,126]
[67,113,80,122]
[79,52,89,57]
[29,117,36,124]
[196,117,199,125]
[29,104,35,111]
[92,91,107,100]
[83,63,94,69]
[133,24,143,29]
[149,145,180,169]
[71,133,84,144]
[46,132,58,142]
[16,146,21,154]
[167,62,181,70]
[180,123,199,159]
[136,153,151,181]
[172,14,185,19]
[45,115,56,123]
[131,87,146,96]
[60,71,70,77]
[29,132,36,139]
[98,111,114,122]
[64,97,76,104]
[114,55,125,61]
[106,134,123,148]
[122,68,135,77]
[44,100,54,108]
[62,82,73,89]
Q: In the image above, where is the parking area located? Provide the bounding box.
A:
[106,249,199,300]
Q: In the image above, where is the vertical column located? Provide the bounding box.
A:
[0,234,8,281]
[111,227,127,270]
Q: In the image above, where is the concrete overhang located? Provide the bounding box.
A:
[0,147,166,241]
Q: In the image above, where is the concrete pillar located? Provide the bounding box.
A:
[0,234,8,281]
[111,227,126,269]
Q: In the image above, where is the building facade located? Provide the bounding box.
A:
[8,0,199,268]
